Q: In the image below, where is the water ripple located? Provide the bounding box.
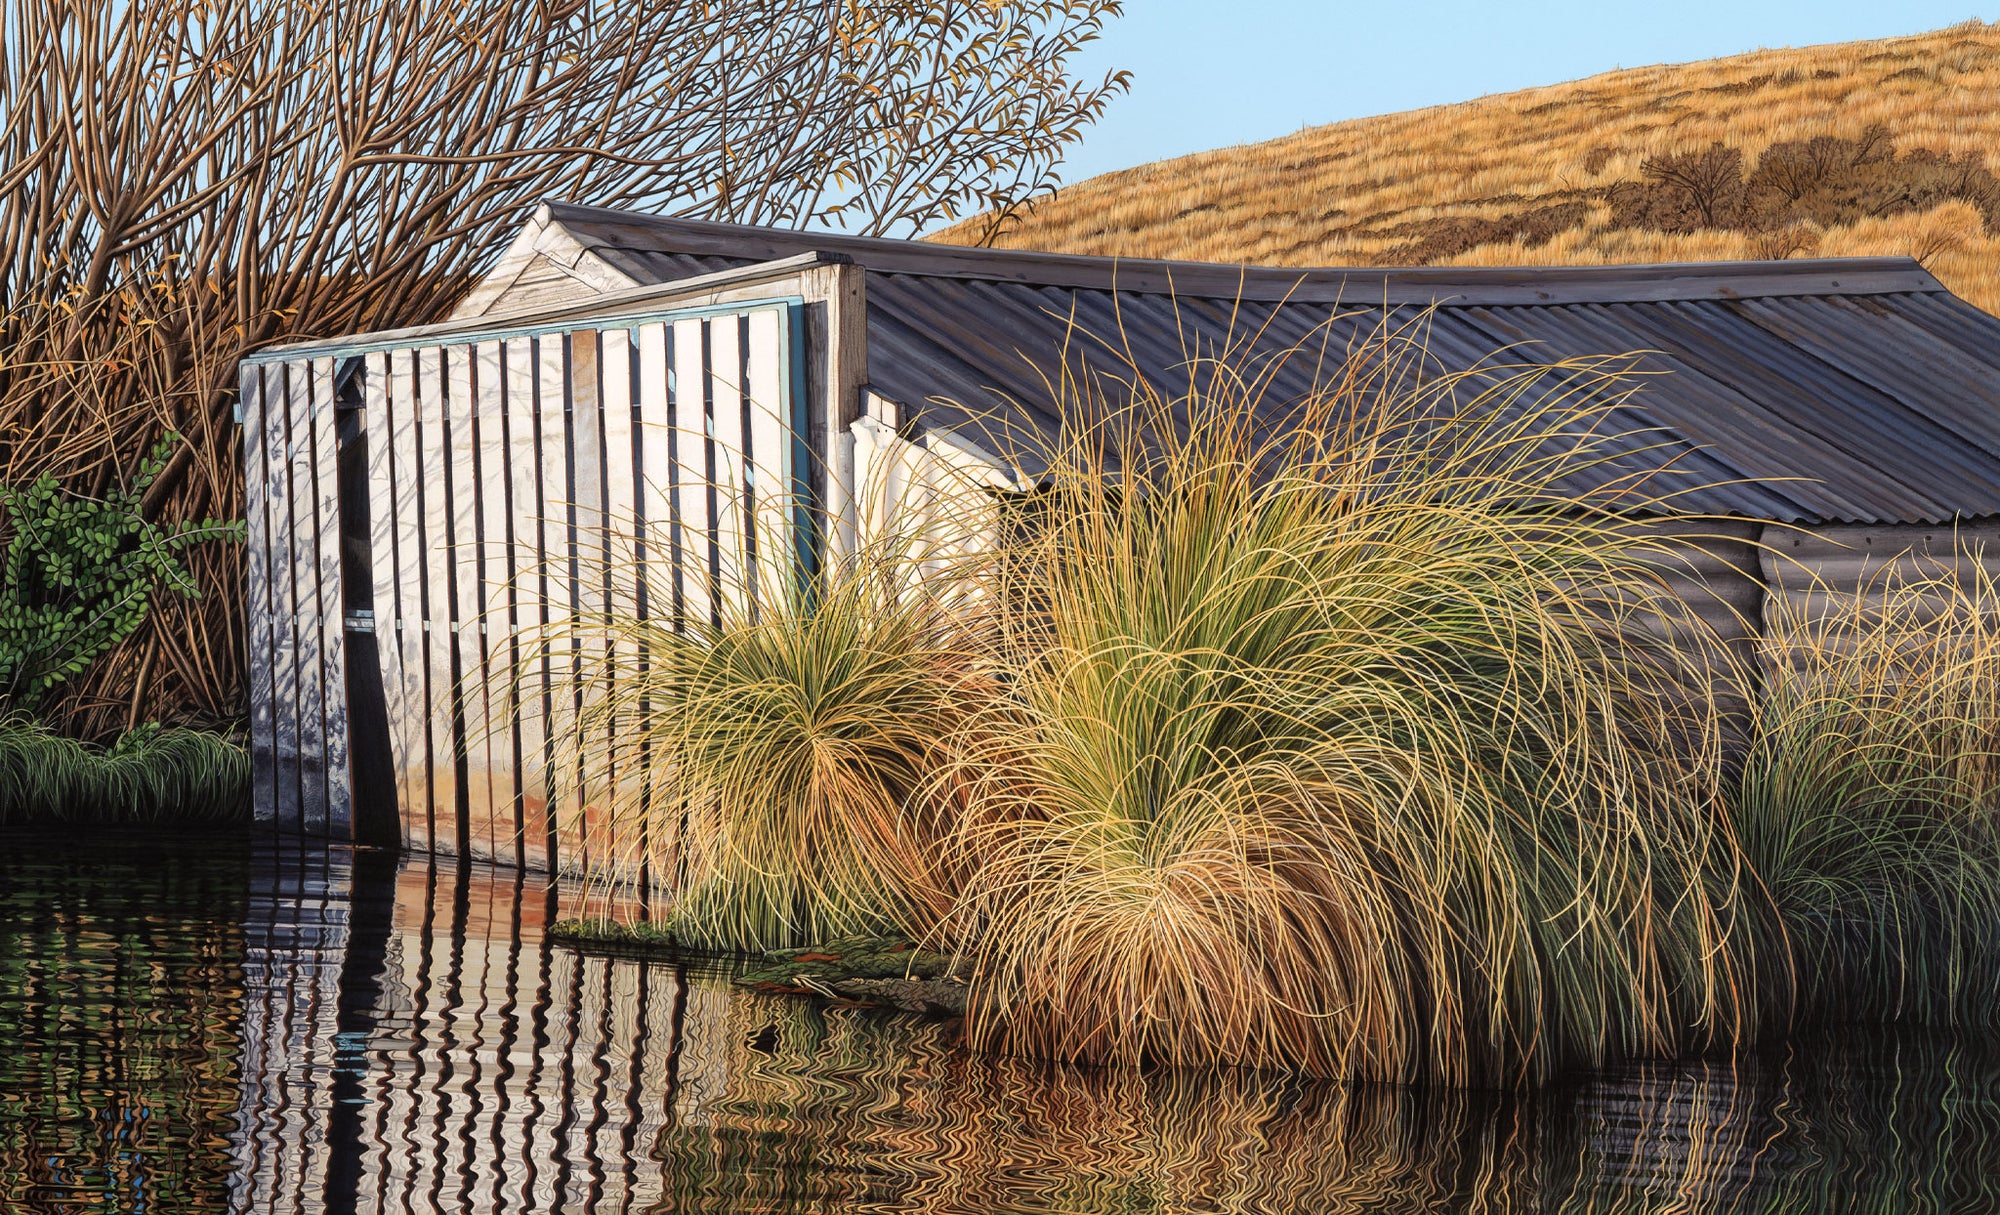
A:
[5,832,2000,1213]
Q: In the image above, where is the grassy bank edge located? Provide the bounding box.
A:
[0,718,249,826]
[550,919,970,1015]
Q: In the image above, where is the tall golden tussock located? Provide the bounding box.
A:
[942,317,1751,1085]
[538,533,1012,950]
[536,282,2000,1087]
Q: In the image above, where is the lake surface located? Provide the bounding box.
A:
[3,831,2000,1214]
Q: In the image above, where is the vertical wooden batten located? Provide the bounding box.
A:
[243,285,816,867]
[417,346,457,850]
[386,347,433,850]
[443,343,480,854]
[363,350,414,845]
[708,315,747,612]
[596,325,639,872]
[285,362,327,835]
[309,356,350,836]
[670,318,713,630]
[241,363,277,825]
[265,360,303,830]
[802,262,868,560]
[504,335,548,871]
[744,307,789,608]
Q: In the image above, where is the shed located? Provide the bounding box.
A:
[240,202,2000,862]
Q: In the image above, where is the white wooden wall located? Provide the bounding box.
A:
[244,302,804,867]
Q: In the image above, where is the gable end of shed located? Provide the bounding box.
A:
[449,205,643,320]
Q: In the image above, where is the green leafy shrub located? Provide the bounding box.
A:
[0,437,242,712]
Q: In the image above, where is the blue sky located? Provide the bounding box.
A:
[1058,3,2000,182]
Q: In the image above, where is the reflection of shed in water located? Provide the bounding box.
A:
[240,203,2000,864]
[225,845,1970,1215]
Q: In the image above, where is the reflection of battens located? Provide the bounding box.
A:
[221,857,695,1215]
[227,846,352,1215]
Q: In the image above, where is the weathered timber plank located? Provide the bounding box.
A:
[503,334,544,868]
[387,347,434,850]
[597,327,639,874]
[364,351,406,841]
[671,318,712,630]
[536,333,582,872]
[310,356,350,836]
[708,315,747,615]
[262,363,302,828]
[468,339,509,861]
[565,332,605,873]
[438,344,477,853]
[518,333,567,871]
[419,350,458,851]
[743,306,789,609]
[272,359,310,831]
[242,363,278,824]
[635,322,676,628]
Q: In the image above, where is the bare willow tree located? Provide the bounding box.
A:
[0,0,1127,734]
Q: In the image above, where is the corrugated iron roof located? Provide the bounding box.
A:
[552,202,2000,524]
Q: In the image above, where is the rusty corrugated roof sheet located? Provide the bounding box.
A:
[549,202,2000,525]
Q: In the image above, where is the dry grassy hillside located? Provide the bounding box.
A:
[938,21,2000,312]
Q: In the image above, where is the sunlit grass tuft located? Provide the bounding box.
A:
[537,540,1008,952]
[532,311,2000,1084]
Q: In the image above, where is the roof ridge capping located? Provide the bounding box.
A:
[541,201,1946,307]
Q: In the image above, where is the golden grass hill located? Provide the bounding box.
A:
[947,21,2000,314]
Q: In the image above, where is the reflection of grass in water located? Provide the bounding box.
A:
[0,837,248,1213]
[651,981,2000,1214]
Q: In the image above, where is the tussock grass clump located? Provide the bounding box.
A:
[545,557,1007,952]
[0,718,248,825]
[1732,564,2000,1028]
[947,332,1750,1085]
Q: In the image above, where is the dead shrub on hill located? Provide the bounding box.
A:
[1609,126,2000,238]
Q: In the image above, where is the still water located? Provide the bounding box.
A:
[3,831,2000,1214]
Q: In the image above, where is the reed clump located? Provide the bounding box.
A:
[535,306,2000,1084]
[1730,560,2000,1029]
[0,718,248,825]
[546,555,1008,951]
[943,334,1750,1085]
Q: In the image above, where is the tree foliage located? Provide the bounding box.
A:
[0,0,1126,728]
[0,438,240,714]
